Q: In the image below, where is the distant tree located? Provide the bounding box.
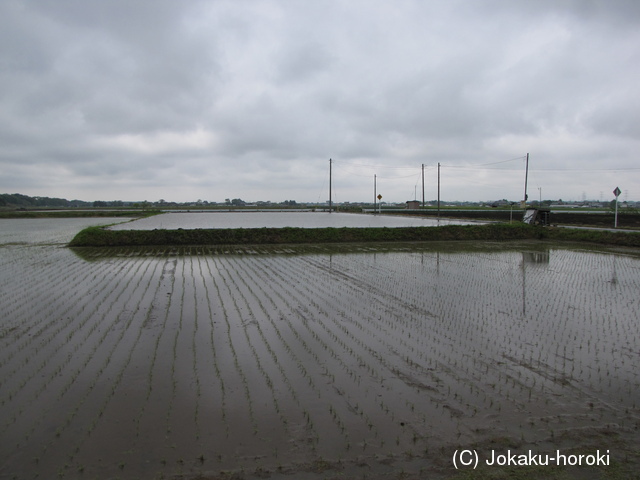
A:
[231,198,245,206]
[3,194,34,207]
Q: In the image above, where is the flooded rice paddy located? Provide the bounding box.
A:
[1,218,639,479]
[108,211,481,230]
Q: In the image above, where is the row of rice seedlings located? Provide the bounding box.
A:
[0,245,139,358]
[203,256,260,437]
[216,262,301,410]
[300,253,482,446]
[0,250,71,363]
[288,253,473,370]
[48,256,165,475]
[189,255,204,440]
[270,254,482,429]
[488,252,626,388]
[209,256,293,441]
[209,256,312,413]
[0,251,136,410]
[0,247,110,368]
[158,254,220,457]
[367,253,576,416]
[426,250,639,413]
[0,246,54,331]
[0,252,144,433]
[132,256,178,441]
[212,257,290,433]
[196,255,231,441]
[300,253,458,336]
[154,256,202,450]
[398,253,578,406]
[215,255,355,454]
[282,252,550,423]
[198,256,233,419]
[537,253,640,404]
[234,255,408,450]
[230,255,370,431]
[16,256,161,470]
[164,254,189,437]
[201,250,322,464]
[340,252,525,346]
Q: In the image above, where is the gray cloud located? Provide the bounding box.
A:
[1,0,639,203]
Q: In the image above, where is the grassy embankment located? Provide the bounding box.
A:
[69,223,640,248]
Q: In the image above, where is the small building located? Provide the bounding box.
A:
[406,200,420,209]
[523,208,551,226]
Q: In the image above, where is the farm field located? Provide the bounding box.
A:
[107,211,482,230]
[1,219,640,479]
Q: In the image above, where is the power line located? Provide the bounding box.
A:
[332,159,421,170]
[530,167,640,172]
[335,164,422,179]
[442,156,525,168]
[442,165,640,172]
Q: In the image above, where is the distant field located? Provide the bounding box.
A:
[0,209,151,219]
[3,206,639,230]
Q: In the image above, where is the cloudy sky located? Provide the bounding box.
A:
[1,0,639,204]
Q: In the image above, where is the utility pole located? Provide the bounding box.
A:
[523,152,529,208]
[437,162,441,218]
[374,174,377,214]
[421,164,424,208]
[329,158,332,213]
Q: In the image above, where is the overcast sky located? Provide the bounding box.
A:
[1,0,639,204]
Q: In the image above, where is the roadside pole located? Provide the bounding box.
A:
[613,186,621,228]
[374,174,377,215]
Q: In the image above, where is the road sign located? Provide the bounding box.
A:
[613,187,621,197]
[377,194,382,200]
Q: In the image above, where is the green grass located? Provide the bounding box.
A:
[68,223,640,248]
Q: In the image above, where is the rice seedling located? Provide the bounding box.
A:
[3,225,640,479]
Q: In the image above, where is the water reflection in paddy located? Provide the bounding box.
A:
[109,211,483,230]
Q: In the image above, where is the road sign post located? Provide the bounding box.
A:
[613,187,621,228]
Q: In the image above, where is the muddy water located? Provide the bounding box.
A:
[1,223,639,479]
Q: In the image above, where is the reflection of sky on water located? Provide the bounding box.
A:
[0,218,132,245]
[108,212,482,230]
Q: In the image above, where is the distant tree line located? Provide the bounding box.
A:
[0,193,91,208]
[1,193,306,209]
[92,200,126,207]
